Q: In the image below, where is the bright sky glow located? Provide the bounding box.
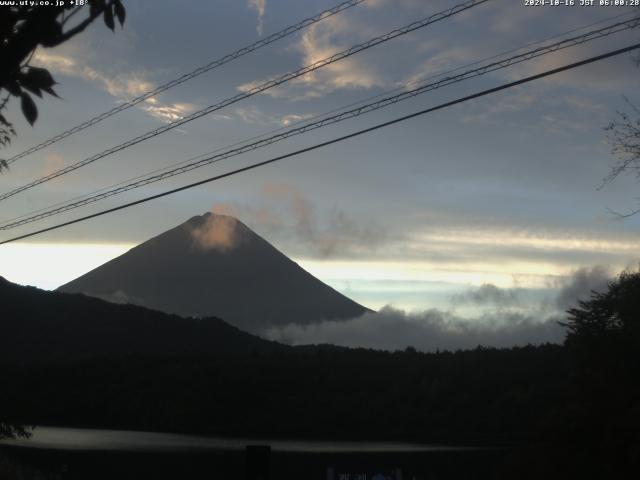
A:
[0,243,134,290]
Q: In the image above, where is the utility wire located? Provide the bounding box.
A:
[16,0,629,181]
[2,42,638,245]
[0,0,490,203]
[6,8,634,231]
[4,0,369,165]
[6,8,632,227]
[2,15,638,231]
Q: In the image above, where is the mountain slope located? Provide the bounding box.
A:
[58,213,368,333]
[0,276,284,363]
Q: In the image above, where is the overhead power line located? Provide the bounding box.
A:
[24,1,631,230]
[2,15,638,231]
[0,0,490,203]
[4,0,369,165]
[5,9,631,228]
[2,42,638,246]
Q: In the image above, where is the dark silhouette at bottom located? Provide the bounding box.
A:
[246,445,270,480]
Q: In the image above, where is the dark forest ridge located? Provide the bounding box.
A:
[0,275,284,364]
[58,212,369,334]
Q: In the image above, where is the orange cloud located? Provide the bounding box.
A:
[43,153,65,176]
[190,214,239,252]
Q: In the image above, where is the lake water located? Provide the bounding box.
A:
[1,426,473,453]
[1,427,502,479]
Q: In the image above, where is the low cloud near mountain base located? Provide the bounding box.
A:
[265,266,614,351]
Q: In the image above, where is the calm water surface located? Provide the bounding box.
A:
[1,426,472,453]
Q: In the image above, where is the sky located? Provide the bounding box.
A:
[1,0,640,348]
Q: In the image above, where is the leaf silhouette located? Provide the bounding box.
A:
[114,0,126,26]
[26,67,56,88]
[42,86,60,98]
[20,92,38,126]
[104,5,115,31]
[20,67,60,99]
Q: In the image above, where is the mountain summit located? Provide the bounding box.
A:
[58,213,368,333]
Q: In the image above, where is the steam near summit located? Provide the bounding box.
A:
[190,213,241,252]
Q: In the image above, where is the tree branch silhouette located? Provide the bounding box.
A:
[0,0,126,165]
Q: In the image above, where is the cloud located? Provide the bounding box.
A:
[490,2,547,35]
[31,52,76,75]
[264,305,565,352]
[502,42,639,92]
[43,153,65,176]
[285,203,639,293]
[33,51,152,99]
[204,191,639,288]
[213,183,387,257]
[234,106,314,126]
[32,51,198,124]
[457,65,625,129]
[262,264,621,352]
[280,113,314,126]
[235,105,275,125]
[447,265,613,313]
[460,87,537,125]
[297,15,382,91]
[141,100,197,123]
[236,14,385,100]
[552,265,612,311]
[402,46,477,90]
[189,214,240,252]
[403,222,640,271]
[263,183,385,257]
[101,76,154,100]
[452,283,522,307]
[248,0,266,36]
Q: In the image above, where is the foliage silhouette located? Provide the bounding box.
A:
[563,269,640,350]
[556,270,640,477]
[0,0,126,161]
